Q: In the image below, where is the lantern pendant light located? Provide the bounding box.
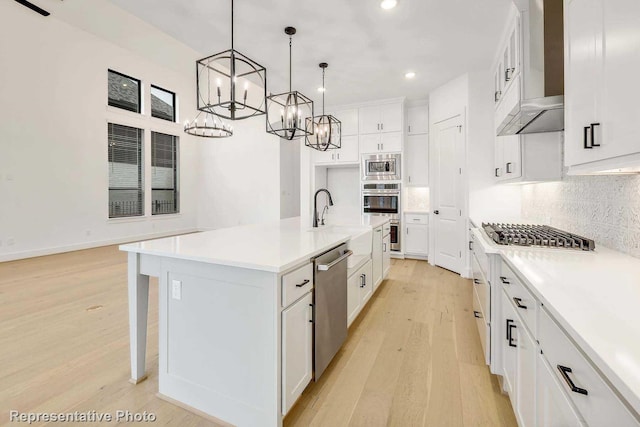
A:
[194,0,267,121]
[266,27,314,140]
[305,63,341,151]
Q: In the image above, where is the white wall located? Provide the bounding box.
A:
[280,140,301,219]
[325,167,361,218]
[0,0,203,261]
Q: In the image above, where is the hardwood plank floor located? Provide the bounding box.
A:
[0,246,516,427]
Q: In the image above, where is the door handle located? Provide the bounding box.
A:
[317,250,353,271]
[513,297,528,309]
[590,123,600,147]
[377,123,380,131]
[473,278,480,285]
[383,243,387,252]
[557,365,588,395]
[434,210,440,215]
[295,279,310,288]
[495,167,500,177]
[473,311,482,319]
[583,126,592,149]
[506,162,513,174]
[500,276,510,284]
[381,123,384,131]
[506,319,516,347]
[309,303,314,323]
[360,274,366,288]
[469,241,473,251]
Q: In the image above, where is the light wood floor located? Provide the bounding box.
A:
[0,246,516,427]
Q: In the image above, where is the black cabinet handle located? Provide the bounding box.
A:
[295,279,310,288]
[473,279,481,285]
[469,240,473,251]
[506,319,517,347]
[309,303,314,323]
[495,91,502,102]
[583,126,592,149]
[513,297,528,310]
[557,365,588,395]
[495,167,500,177]
[590,123,600,147]
[506,162,513,174]
[360,274,366,288]
[434,210,440,215]
[474,311,481,318]
[500,276,510,285]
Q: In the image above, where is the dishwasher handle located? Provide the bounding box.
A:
[317,250,353,271]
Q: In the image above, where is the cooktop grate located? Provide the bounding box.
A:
[482,223,596,251]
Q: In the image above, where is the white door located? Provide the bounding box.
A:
[359,105,381,134]
[536,354,586,426]
[382,234,391,277]
[406,134,429,186]
[431,115,464,273]
[405,224,428,255]
[282,292,313,414]
[502,135,522,179]
[380,103,402,133]
[360,261,373,304]
[372,227,383,289]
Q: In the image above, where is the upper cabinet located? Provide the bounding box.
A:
[565,0,640,173]
[312,135,359,164]
[495,16,521,106]
[407,105,429,135]
[359,102,403,134]
[332,108,358,137]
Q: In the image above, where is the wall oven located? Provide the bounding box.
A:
[363,183,401,251]
[362,154,401,181]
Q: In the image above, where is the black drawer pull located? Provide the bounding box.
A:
[469,240,473,251]
[583,126,591,149]
[557,365,588,395]
[495,167,500,177]
[513,297,528,310]
[500,276,510,284]
[590,123,600,147]
[473,279,481,285]
[506,162,513,174]
[506,319,517,347]
[473,311,481,319]
[295,279,310,288]
[309,303,314,323]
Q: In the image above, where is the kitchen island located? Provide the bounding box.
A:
[120,215,389,427]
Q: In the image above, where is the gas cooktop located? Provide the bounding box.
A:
[482,223,596,251]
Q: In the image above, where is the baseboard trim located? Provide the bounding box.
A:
[404,254,429,261]
[0,228,200,262]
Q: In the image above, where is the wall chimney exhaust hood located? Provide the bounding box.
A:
[497,0,564,137]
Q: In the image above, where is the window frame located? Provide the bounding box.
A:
[108,69,142,114]
[150,84,176,122]
[150,131,179,216]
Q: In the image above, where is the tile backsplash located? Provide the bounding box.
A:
[522,175,640,257]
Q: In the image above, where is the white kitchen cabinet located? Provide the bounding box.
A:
[404,214,428,257]
[382,233,391,277]
[502,135,522,180]
[347,259,373,327]
[407,105,429,135]
[312,135,359,165]
[359,132,402,154]
[405,134,428,186]
[372,226,383,289]
[536,353,586,427]
[515,315,536,427]
[282,291,313,414]
[359,102,403,135]
[501,288,517,399]
[565,0,640,173]
[331,108,358,136]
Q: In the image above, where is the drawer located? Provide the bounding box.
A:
[405,213,428,225]
[472,256,489,318]
[471,232,490,280]
[539,308,639,427]
[500,260,537,338]
[282,263,314,308]
[473,286,490,365]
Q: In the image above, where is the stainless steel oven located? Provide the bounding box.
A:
[363,183,401,251]
[362,154,401,181]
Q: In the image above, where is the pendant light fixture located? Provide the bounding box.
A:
[305,63,341,151]
[266,27,314,140]
[184,110,233,138]
[195,0,267,121]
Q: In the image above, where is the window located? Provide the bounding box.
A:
[151,85,176,122]
[108,70,141,113]
[108,123,144,218]
[151,132,179,215]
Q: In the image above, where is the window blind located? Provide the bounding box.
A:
[108,123,144,218]
[151,132,178,215]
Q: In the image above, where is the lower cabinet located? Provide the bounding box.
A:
[382,234,391,277]
[372,226,383,289]
[536,353,585,427]
[282,291,313,415]
[347,259,373,327]
[501,289,518,399]
[404,213,429,257]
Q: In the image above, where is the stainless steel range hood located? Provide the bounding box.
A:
[497,0,564,136]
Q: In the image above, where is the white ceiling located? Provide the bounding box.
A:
[106,0,513,107]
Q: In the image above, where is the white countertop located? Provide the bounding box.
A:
[473,227,640,414]
[120,216,389,274]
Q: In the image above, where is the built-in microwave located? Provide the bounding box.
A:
[361,154,401,181]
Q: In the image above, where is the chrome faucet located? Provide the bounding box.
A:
[313,189,334,228]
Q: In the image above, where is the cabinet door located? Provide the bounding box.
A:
[501,289,517,399]
[347,269,362,327]
[536,353,586,427]
[380,132,402,153]
[407,105,429,135]
[494,62,503,105]
[564,0,602,167]
[360,261,373,305]
[282,292,313,414]
[382,234,391,277]
[600,0,640,161]
[336,135,359,163]
[515,320,536,427]
[405,224,428,255]
[333,108,359,136]
[359,105,381,135]
[359,134,381,154]
[495,136,505,179]
[406,134,429,186]
[502,135,522,179]
[380,103,403,133]
[313,148,337,164]
[372,227,383,289]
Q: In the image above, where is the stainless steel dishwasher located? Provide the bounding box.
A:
[312,243,352,380]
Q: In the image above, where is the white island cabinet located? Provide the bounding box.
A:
[120,216,390,427]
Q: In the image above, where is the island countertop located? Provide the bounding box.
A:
[119,216,389,273]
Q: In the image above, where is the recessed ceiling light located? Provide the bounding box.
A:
[405,71,416,79]
[317,87,326,92]
[380,0,397,10]
[122,83,128,87]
